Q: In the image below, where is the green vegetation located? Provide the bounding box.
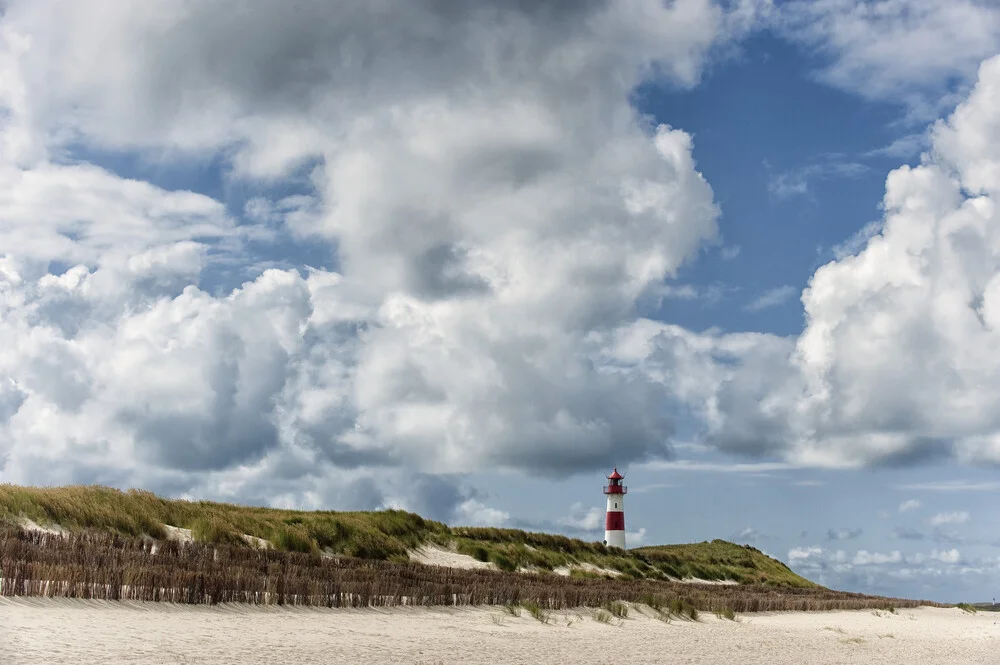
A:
[521,600,551,623]
[502,602,522,617]
[592,608,613,623]
[0,484,811,587]
[604,600,629,618]
[713,606,736,621]
[632,540,817,587]
[956,603,978,614]
[967,602,1000,612]
[0,484,447,558]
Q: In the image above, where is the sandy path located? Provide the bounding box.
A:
[1,599,996,664]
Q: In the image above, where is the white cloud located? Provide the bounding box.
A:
[789,546,824,561]
[454,499,510,528]
[668,55,1000,469]
[898,499,921,513]
[830,220,884,260]
[744,285,798,312]
[766,160,868,201]
[767,171,810,200]
[931,548,962,564]
[559,502,603,531]
[4,0,1000,525]
[929,511,970,526]
[865,132,931,159]
[852,549,902,565]
[626,527,647,548]
[777,0,1000,120]
[720,245,742,260]
[0,0,757,503]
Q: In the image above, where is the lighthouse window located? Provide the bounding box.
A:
[614,502,618,508]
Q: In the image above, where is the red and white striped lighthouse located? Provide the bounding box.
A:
[603,468,627,550]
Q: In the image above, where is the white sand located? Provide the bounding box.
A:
[18,518,66,536]
[409,544,497,570]
[1,599,995,664]
[553,561,622,577]
[162,525,193,543]
[409,546,737,583]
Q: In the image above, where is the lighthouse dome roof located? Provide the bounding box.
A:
[607,468,623,480]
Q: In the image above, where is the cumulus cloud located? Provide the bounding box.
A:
[559,503,604,531]
[929,511,971,526]
[852,549,902,565]
[647,55,1000,470]
[4,0,1000,527]
[932,548,962,564]
[0,0,759,508]
[625,527,648,548]
[454,499,510,528]
[899,499,921,513]
[789,546,831,562]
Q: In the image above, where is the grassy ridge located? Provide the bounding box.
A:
[0,484,812,587]
[0,484,447,561]
[633,541,811,587]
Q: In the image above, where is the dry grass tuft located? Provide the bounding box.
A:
[521,600,550,624]
[592,609,613,623]
[713,606,736,621]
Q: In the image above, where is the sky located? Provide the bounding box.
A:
[1,0,1000,604]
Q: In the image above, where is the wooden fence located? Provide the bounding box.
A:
[0,528,940,612]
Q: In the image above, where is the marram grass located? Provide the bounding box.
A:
[0,483,813,586]
[0,483,947,613]
[0,528,944,612]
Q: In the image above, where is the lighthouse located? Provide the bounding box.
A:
[603,468,627,550]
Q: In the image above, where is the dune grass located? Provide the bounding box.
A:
[2,483,810,587]
[0,484,448,559]
[632,540,815,587]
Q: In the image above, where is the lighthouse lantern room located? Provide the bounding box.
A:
[603,468,627,550]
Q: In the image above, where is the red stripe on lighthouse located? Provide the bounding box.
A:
[605,511,625,531]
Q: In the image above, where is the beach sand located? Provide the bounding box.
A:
[1,598,995,664]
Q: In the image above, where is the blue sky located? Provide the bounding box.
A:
[637,31,917,336]
[2,0,1000,604]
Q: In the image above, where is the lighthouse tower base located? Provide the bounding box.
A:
[604,528,626,550]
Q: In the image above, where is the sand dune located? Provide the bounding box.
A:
[1,598,996,664]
